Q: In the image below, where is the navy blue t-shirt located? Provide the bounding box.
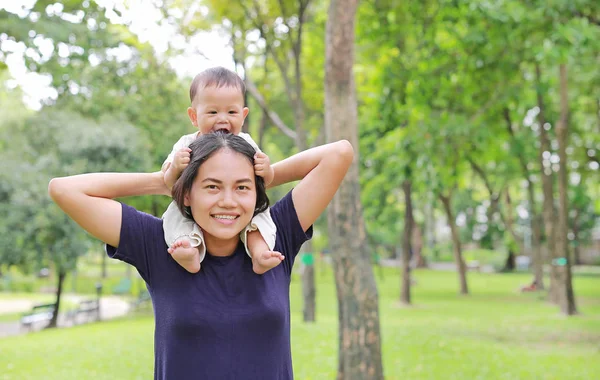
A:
[106,191,312,380]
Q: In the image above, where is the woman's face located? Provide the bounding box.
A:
[184,148,256,245]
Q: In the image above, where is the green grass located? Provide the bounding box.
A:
[1,257,146,296]
[0,268,598,380]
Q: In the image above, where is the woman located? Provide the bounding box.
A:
[49,132,353,379]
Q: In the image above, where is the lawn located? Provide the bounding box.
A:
[0,268,598,380]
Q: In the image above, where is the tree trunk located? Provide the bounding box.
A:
[424,191,436,259]
[487,192,501,248]
[572,210,581,265]
[151,197,159,217]
[301,241,316,322]
[48,269,66,328]
[467,157,501,249]
[503,250,516,271]
[535,63,558,302]
[525,180,545,289]
[102,247,107,278]
[259,108,268,148]
[325,0,383,377]
[296,132,314,324]
[412,223,427,268]
[401,180,413,305]
[554,64,577,315]
[439,193,469,295]
[302,264,315,321]
[503,189,524,256]
[504,107,544,288]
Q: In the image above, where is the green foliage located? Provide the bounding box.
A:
[1,0,599,279]
[355,0,599,253]
[0,88,151,276]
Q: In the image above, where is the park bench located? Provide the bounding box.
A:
[466,260,481,272]
[112,277,132,295]
[20,303,55,331]
[71,299,100,324]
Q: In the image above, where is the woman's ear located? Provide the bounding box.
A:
[184,193,191,207]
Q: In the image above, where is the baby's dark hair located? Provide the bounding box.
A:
[189,66,246,104]
[172,131,269,221]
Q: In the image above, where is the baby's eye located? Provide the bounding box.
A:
[229,110,238,114]
[208,111,217,114]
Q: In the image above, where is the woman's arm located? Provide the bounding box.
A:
[48,172,170,247]
[271,140,354,231]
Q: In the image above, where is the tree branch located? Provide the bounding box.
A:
[240,0,296,110]
[466,154,494,196]
[245,77,297,140]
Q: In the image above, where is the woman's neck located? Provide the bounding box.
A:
[204,236,239,257]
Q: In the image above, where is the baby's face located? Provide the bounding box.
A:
[190,85,249,136]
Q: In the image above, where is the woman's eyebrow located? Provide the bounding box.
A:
[236,178,254,184]
[201,178,222,184]
[200,178,253,184]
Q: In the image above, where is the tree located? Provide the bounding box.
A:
[554,64,577,314]
[0,107,150,327]
[325,0,383,378]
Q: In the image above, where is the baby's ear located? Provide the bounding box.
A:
[187,107,198,126]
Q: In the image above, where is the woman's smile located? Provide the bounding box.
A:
[211,213,240,225]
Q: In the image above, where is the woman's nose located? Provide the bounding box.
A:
[218,190,237,208]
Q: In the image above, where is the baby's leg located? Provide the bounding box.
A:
[168,238,202,273]
[163,201,206,274]
[241,208,281,274]
[246,231,284,274]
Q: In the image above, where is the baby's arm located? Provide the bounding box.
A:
[164,147,191,190]
[238,132,275,186]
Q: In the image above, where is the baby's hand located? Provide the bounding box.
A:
[164,147,191,191]
[254,152,274,186]
[173,147,192,172]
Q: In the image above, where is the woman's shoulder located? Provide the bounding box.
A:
[269,191,296,227]
[269,189,313,250]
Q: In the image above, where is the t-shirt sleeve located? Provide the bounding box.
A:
[105,203,164,285]
[270,190,313,275]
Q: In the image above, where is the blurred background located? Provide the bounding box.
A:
[0,0,598,379]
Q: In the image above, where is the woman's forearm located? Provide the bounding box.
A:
[48,171,169,247]
[49,171,170,201]
[269,141,349,188]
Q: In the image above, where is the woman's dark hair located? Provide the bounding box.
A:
[172,131,269,222]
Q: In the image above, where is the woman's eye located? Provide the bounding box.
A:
[237,185,249,191]
[206,185,218,190]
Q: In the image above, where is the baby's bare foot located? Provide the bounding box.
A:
[252,250,285,275]
[168,240,201,273]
